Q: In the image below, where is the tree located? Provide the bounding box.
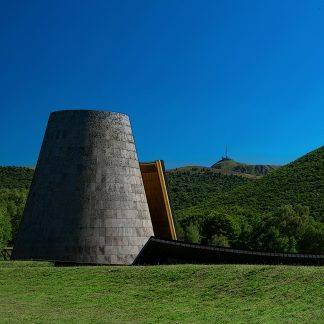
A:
[0,188,27,244]
[209,234,229,247]
[252,205,313,253]
[200,209,242,245]
[0,206,11,251]
[299,220,324,253]
[185,223,201,243]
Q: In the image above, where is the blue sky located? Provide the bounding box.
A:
[0,1,323,168]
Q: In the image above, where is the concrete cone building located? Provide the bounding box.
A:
[12,110,154,264]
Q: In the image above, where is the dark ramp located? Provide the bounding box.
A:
[133,237,324,266]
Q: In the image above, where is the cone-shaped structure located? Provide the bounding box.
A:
[12,110,154,264]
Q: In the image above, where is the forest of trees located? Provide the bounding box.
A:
[0,166,32,251]
[175,204,324,253]
[0,188,28,250]
[167,167,252,211]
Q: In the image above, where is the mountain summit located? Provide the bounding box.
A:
[211,157,279,177]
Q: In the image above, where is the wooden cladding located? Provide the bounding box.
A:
[140,161,177,240]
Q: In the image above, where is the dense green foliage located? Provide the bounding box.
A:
[0,189,28,247]
[0,166,33,189]
[0,167,31,249]
[211,157,279,176]
[0,262,323,322]
[0,206,11,251]
[178,204,323,253]
[176,147,324,253]
[252,205,324,253]
[179,147,323,220]
[167,167,252,211]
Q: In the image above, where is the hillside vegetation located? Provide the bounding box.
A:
[167,167,253,211]
[0,262,323,323]
[0,166,33,189]
[0,167,31,249]
[179,146,323,220]
[211,157,279,176]
[176,147,324,253]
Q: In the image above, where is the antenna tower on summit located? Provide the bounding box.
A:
[221,145,230,160]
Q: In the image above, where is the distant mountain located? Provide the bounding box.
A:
[211,157,280,177]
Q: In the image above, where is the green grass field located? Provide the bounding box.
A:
[0,262,323,323]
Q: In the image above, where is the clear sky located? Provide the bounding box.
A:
[0,1,323,168]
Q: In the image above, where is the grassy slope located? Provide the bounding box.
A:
[0,262,323,323]
[167,167,253,212]
[179,146,324,221]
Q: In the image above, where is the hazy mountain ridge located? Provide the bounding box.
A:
[211,158,280,176]
[169,158,280,178]
[168,165,261,179]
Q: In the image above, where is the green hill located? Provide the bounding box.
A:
[0,262,323,323]
[0,167,32,247]
[167,167,253,211]
[211,157,279,176]
[180,146,323,221]
[176,146,324,253]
